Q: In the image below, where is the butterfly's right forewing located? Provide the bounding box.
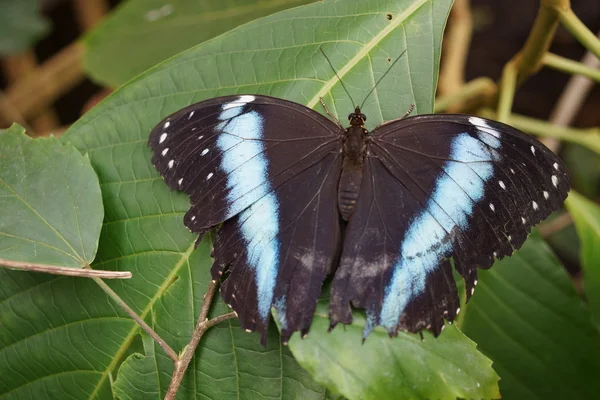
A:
[149,95,344,344]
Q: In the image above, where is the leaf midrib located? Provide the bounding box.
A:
[306,0,429,108]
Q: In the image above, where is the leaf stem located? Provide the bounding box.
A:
[543,53,600,82]
[0,258,132,279]
[434,77,496,113]
[91,276,179,363]
[165,280,237,400]
[559,8,600,59]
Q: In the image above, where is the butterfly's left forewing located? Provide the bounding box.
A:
[331,114,570,336]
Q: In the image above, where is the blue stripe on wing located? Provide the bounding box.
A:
[379,132,501,332]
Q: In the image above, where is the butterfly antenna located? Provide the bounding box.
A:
[359,49,407,109]
[320,48,356,108]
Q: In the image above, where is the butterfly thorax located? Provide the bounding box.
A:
[338,107,368,221]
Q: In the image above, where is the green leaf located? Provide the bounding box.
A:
[84,0,316,87]
[0,0,50,55]
[283,303,499,400]
[565,191,600,329]
[0,124,103,267]
[3,0,453,397]
[460,234,600,399]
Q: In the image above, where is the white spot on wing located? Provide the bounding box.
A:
[510,168,515,174]
[532,201,538,210]
[493,251,498,257]
[521,217,526,224]
[207,172,214,180]
[499,180,506,190]
[530,145,536,155]
[191,216,196,221]
[544,191,549,199]
[159,133,167,143]
[474,279,478,286]
[553,162,559,170]
[168,160,174,168]
[222,95,256,110]
[489,203,495,212]
[201,148,209,156]
[188,111,195,119]
[552,175,558,187]
[198,135,204,140]
[164,121,170,128]
[456,307,461,315]
[161,148,169,156]
[469,116,501,148]
[178,178,183,186]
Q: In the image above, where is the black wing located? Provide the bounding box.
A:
[330,114,570,336]
[149,95,343,343]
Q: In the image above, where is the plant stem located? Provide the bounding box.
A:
[496,61,517,123]
[543,53,600,82]
[437,0,473,98]
[92,277,179,363]
[512,0,566,85]
[559,8,600,59]
[165,281,237,400]
[434,77,496,113]
[478,108,600,155]
[0,258,132,279]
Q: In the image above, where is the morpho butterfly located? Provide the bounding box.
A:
[149,84,570,345]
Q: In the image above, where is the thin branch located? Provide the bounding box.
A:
[0,258,132,279]
[165,280,236,399]
[435,77,496,113]
[543,30,600,152]
[539,212,573,237]
[92,277,179,363]
[1,41,84,125]
[478,108,600,154]
[438,0,473,100]
[496,61,517,123]
[559,8,600,60]
[543,53,600,82]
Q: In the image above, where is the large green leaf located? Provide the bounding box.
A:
[84,0,315,87]
[565,191,600,329]
[0,124,103,268]
[460,234,600,399]
[0,0,453,397]
[0,0,50,55]
[284,301,499,400]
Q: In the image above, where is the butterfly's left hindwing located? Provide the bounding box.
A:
[149,95,343,343]
[331,114,570,336]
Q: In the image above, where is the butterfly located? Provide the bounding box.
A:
[148,94,570,345]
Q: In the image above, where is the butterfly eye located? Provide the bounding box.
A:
[361,114,367,121]
[348,113,354,120]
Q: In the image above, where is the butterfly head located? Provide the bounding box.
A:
[348,107,367,127]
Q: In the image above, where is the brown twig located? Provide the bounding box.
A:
[538,212,573,237]
[2,42,85,124]
[165,280,237,400]
[0,258,132,279]
[92,276,180,363]
[2,52,60,134]
[543,29,600,152]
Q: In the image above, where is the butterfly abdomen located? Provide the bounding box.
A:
[338,125,368,220]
